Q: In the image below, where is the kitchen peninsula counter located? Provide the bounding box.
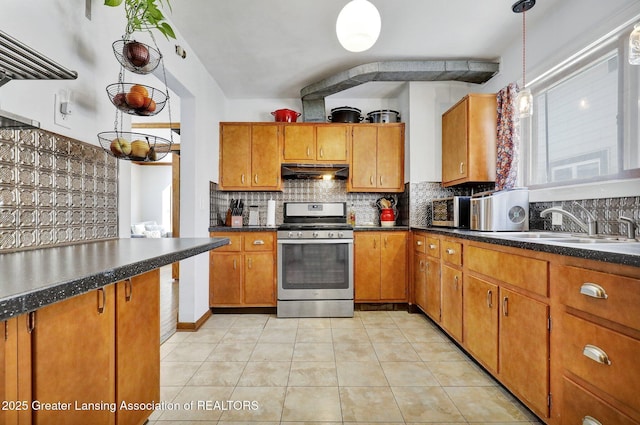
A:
[0,237,229,321]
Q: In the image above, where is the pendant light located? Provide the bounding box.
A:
[512,0,535,118]
[336,0,381,52]
[629,23,640,64]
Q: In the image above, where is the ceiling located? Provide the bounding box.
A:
[169,0,556,99]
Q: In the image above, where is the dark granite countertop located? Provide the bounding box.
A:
[412,227,640,268]
[209,226,277,232]
[0,237,229,321]
[355,225,410,231]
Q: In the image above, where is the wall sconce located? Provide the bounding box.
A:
[512,0,535,118]
[336,0,381,53]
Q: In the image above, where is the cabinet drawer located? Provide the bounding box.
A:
[441,240,462,266]
[426,237,440,258]
[561,377,639,425]
[210,233,242,252]
[467,245,548,297]
[413,234,426,254]
[244,233,275,251]
[563,313,640,413]
[553,264,640,331]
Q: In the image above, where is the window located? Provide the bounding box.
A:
[524,25,640,186]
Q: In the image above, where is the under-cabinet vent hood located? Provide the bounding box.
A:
[0,109,39,129]
[0,30,78,86]
[281,163,349,180]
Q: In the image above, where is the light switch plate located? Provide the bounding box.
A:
[552,212,563,226]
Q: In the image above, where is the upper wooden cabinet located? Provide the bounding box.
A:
[349,123,404,192]
[441,93,497,187]
[219,123,281,191]
[282,123,349,163]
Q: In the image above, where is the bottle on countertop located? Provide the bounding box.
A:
[348,203,356,226]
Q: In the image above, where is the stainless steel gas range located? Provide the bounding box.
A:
[277,202,354,318]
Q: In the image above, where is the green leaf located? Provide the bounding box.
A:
[104,0,124,6]
[159,22,176,39]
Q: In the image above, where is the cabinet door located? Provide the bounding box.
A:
[210,253,242,306]
[413,253,427,311]
[463,275,498,373]
[425,257,441,322]
[220,124,251,189]
[244,253,275,306]
[499,287,550,419]
[283,125,315,161]
[441,264,463,342]
[350,126,378,190]
[316,125,348,162]
[376,125,404,191]
[354,233,381,301]
[116,270,160,425]
[380,233,407,301]
[33,287,116,425]
[251,124,280,189]
[442,97,468,185]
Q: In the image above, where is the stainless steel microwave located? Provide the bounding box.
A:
[431,196,471,228]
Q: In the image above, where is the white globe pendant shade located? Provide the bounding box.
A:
[336,0,381,52]
[516,87,533,118]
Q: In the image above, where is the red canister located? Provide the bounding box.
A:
[271,109,301,122]
[380,208,395,227]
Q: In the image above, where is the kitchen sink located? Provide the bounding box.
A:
[544,237,633,244]
[503,232,573,239]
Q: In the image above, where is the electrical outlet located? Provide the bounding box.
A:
[54,94,72,129]
[552,212,563,226]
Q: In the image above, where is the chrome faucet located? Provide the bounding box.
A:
[618,215,637,240]
[540,202,598,236]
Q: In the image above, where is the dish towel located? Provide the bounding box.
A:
[496,82,520,191]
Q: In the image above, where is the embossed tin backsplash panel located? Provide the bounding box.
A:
[0,129,118,252]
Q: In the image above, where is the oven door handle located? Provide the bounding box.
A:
[277,239,354,245]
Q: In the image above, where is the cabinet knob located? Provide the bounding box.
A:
[416,240,423,246]
[582,344,612,365]
[582,416,603,425]
[580,282,608,299]
[446,248,455,255]
[429,244,437,250]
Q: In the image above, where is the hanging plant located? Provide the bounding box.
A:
[104,0,176,40]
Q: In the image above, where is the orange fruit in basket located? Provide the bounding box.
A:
[125,91,145,108]
[130,84,149,98]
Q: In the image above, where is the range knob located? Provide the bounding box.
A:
[288,232,294,238]
[312,231,319,238]
[297,231,303,238]
[338,232,344,238]
[328,232,335,238]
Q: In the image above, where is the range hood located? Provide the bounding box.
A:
[281,163,349,180]
[0,108,39,129]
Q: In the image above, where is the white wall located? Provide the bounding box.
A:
[131,165,172,227]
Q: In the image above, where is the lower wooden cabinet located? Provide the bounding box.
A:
[210,232,276,307]
[462,275,498,373]
[116,270,160,425]
[413,253,427,311]
[440,264,463,342]
[355,231,407,302]
[33,286,116,425]
[1,315,32,425]
[424,257,441,322]
[498,287,550,419]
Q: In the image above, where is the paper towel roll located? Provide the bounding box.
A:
[266,199,276,227]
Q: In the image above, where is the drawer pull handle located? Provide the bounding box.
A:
[429,244,437,249]
[582,415,603,425]
[580,282,608,299]
[487,290,493,308]
[503,296,508,316]
[370,175,374,185]
[454,275,459,290]
[253,240,265,245]
[241,174,245,184]
[125,278,133,302]
[446,248,455,255]
[583,345,611,365]
[416,240,423,246]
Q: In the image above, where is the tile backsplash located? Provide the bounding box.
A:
[0,129,118,252]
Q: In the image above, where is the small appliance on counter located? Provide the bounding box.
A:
[431,196,471,228]
[470,188,529,231]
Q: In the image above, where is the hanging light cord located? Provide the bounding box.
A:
[522,10,527,88]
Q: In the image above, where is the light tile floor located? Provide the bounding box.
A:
[150,310,543,424]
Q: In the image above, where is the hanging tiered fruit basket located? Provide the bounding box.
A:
[98,0,175,162]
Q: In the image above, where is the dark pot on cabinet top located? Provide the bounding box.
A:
[366,109,401,123]
[271,109,301,122]
[328,106,363,123]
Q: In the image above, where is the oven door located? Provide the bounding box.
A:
[277,239,354,300]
